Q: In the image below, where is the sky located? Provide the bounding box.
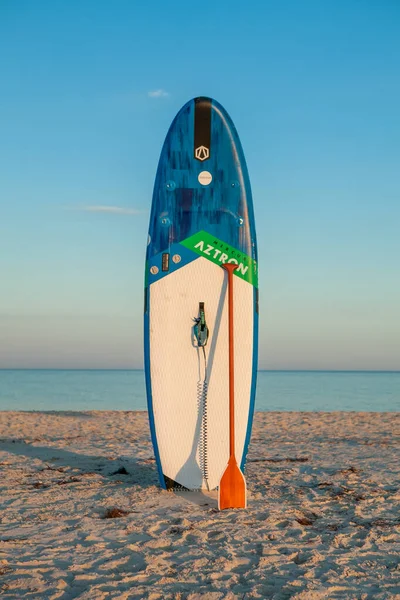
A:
[0,0,399,370]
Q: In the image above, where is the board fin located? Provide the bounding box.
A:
[163,475,190,491]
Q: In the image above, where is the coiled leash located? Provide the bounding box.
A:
[193,302,210,490]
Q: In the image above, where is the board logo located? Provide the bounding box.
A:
[198,171,212,186]
[180,230,258,287]
[195,146,210,161]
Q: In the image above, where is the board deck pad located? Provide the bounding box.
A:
[144,97,258,490]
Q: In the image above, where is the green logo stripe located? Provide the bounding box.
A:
[180,230,258,287]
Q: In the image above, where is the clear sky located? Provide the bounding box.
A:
[0,0,399,370]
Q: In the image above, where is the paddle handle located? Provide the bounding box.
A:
[222,263,238,458]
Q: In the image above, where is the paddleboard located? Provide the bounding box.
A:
[144,97,258,490]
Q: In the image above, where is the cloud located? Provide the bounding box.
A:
[70,205,146,216]
[148,89,170,98]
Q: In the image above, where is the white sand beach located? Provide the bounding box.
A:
[0,411,399,599]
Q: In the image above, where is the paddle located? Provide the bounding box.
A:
[218,263,247,510]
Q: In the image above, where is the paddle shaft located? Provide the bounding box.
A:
[218,262,247,510]
[223,263,238,458]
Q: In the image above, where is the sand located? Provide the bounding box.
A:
[0,410,399,599]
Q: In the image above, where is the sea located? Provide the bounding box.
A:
[0,370,398,412]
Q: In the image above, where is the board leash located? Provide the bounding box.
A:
[194,303,210,491]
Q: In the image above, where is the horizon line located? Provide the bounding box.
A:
[0,368,399,373]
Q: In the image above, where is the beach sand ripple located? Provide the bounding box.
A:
[0,411,399,599]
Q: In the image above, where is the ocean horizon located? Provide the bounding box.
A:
[0,369,398,412]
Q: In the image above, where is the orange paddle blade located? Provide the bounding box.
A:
[218,456,247,510]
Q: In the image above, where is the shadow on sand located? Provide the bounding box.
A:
[0,439,158,489]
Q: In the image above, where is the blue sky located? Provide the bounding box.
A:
[0,0,399,369]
